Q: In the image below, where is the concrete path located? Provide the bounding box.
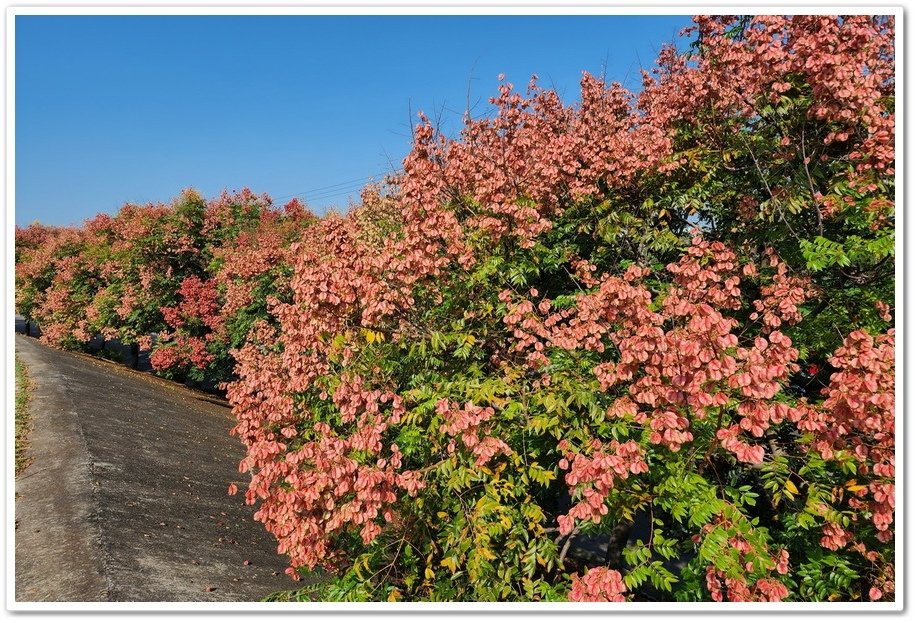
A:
[14,334,306,602]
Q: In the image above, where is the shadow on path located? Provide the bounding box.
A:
[14,334,308,603]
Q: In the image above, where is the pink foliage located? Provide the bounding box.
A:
[568,567,627,602]
[641,16,894,175]
[791,329,895,541]
[557,439,647,536]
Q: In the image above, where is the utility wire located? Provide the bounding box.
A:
[299,184,373,203]
[274,169,402,203]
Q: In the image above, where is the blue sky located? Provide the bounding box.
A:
[15,14,694,227]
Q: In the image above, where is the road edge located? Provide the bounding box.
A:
[13,334,111,603]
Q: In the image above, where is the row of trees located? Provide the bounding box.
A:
[16,188,317,380]
[16,15,895,602]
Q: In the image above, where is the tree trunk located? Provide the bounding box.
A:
[604,520,634,568]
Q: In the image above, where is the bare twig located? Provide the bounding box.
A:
[739,132,802,242]
[800,124,824,236]
[558,524,581,565]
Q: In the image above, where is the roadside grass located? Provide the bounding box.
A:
[15,355,33,474]
[262,586,323,602]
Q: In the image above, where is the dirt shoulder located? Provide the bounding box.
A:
[13,334,305,603]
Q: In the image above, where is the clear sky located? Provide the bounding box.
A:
[15,13,694,227]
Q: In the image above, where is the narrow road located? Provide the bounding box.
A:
[14,334,306,602]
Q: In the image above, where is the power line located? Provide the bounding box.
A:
[274,169,402,203]
[300,184,373,203]
[289,173,389,195]
[302,189,367,206]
